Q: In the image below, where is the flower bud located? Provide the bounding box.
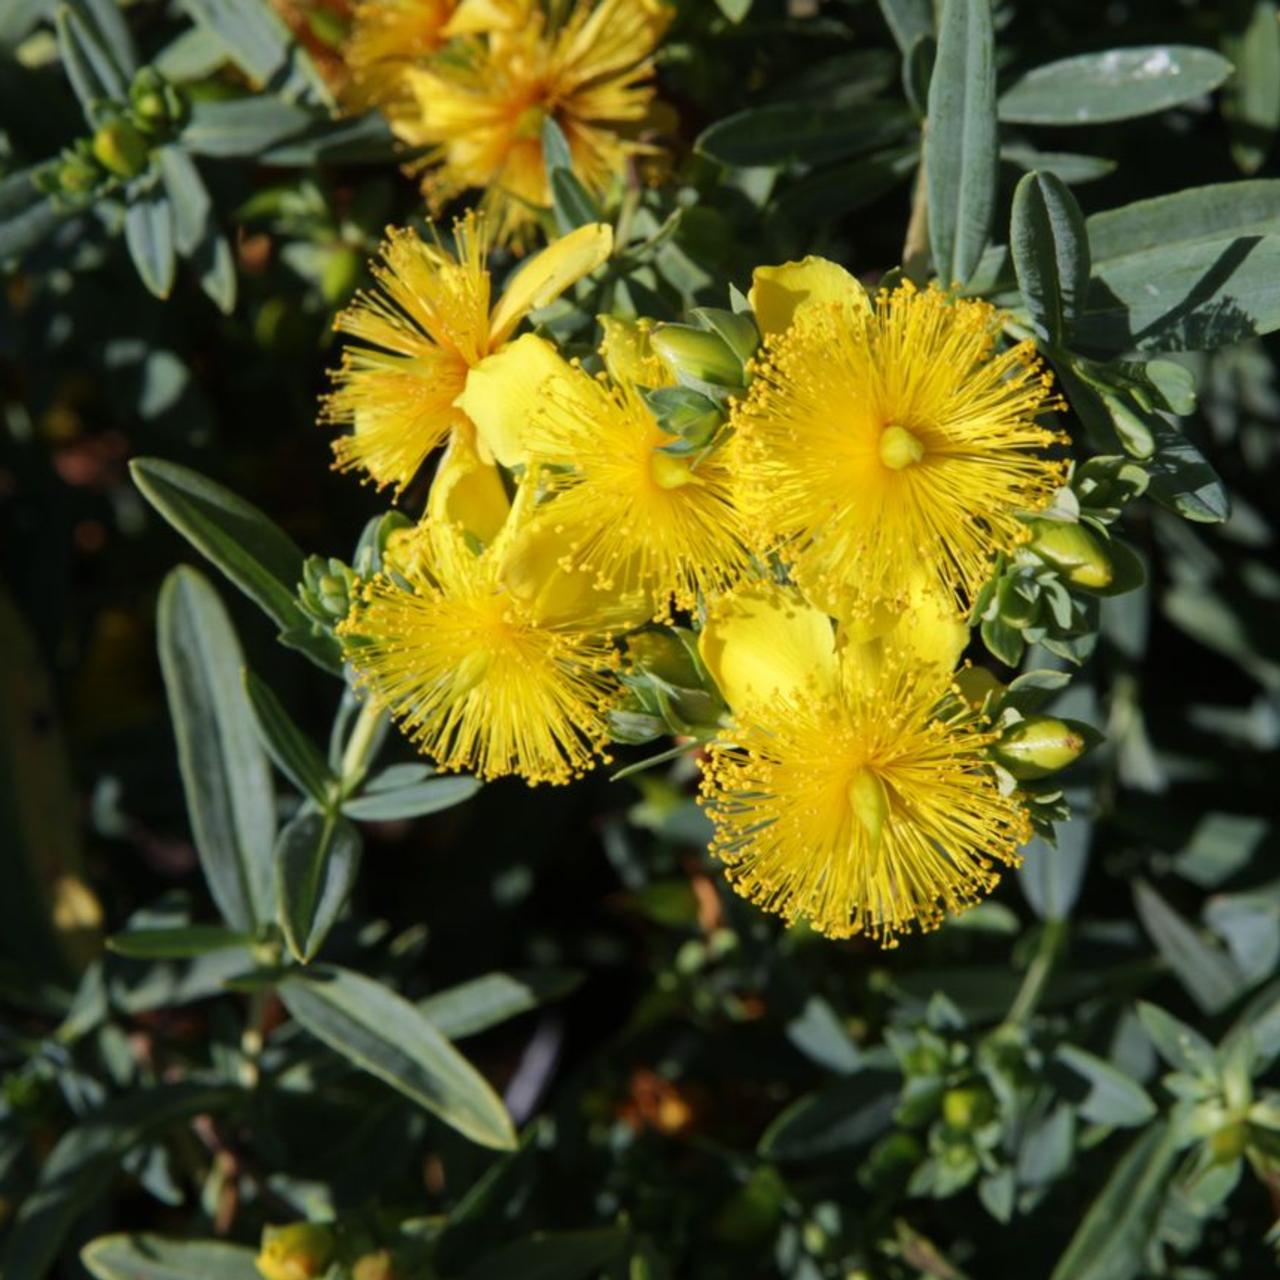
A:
[991,716,1092,780]
[55,154,103,198]
[352,1248,402,1280]
[650,323,744,390]
[942,1085,995,1131]
[1209,1121,1249,1164]
[643,386,722,448]
[91,119,150,179]
[256,1223,336,1280]
[688,306,759,368]
[299,555,358,627]
[1026,519,1115,591]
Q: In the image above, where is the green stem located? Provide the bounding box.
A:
[338,696,385,796]
[1004,918,1068,1026]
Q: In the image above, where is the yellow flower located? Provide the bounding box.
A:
[322,215,611,494]
[697,590,1029,945]
[731,270,1067,622]
[396,0,672,244]
[458,333,753,616]
[256,1224,335,1280]
[339,517,619,784]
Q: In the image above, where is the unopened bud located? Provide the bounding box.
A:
[91,119,150,179]
[352,1249,402,1280]
[643,386,722,448]
[942,1085,995,1131]
[1026,519,1115,591]
[650,323,744,390]
[992,716,1091,780]
[256,1223,335,1280]
[689,306,759,368]
[56,155,102,197]
[1209,1121,1249,1164]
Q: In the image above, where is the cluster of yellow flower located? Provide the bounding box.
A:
[343,0,671,244]
[322,214,1069,945]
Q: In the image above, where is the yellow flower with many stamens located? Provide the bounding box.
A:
[322,214,611,495]
[457,332,753,617]
[697,584,1028,945]
[339,515,619,784]
[730,264,1066,622]
[395,0,672,244]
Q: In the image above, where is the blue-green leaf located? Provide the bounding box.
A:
[83,1235,261,1280]
[696,101,912,168]
[463,1231,628,1280]
[341,775,480,822]
[281,966,517,1149]
[758,1072,899,1160]
[275,810,361,963]
[55,5,127,116]
[419,970,582,1041]
[1223,1,1280,174]
[1056,1044,1157,1127]
[124,184,177,300]
[181,96,316,158]
[243,670,333,805]
[1010,169,1091,346]
[107,926,251,959]
[999,46,1234,126]
[926,0,998,286]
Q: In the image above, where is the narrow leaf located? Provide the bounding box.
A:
[107,926,251,959]
[696,101,912,168]
[1000,46,1234,126]
[130,458,341,673]
[281,966,517,1149]
[1223,0,1280,173]
[55,6,127,114]
[180,96,315,158]
[419,970,582,1041]
[83,1234,261,1280]
[1135,1000,1218,1076]
[1010,170,1091,346]
[1134,878,1248,1013]
[124,185,177,301]
[342,775,481,822]
[243,670,333,805]
[926,0,998,286]
[0,168,63,261]
[157,567,276,930]
[758,1072,899,1160]
[463,1230,627,1280]
[275,810,361,963]
[1048,1121,1181,1280]
[1056,1044,1157,1127]
[877,0,932,55]
[1019,797,1092,920]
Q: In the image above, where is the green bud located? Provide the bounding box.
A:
[91,118,150,179]
[1026,519,1115,591]
[904,1045,947,1077]
[992,716,1092,780]
[1209,1122,1250,1164]
[650,323,745,390]
[941,1085,995,1132]
[257,1223,335,1280]
[299,555,358,627]
[689,306,759,367]
[55,154,103,198]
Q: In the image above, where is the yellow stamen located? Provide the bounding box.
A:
[649,450,700,491]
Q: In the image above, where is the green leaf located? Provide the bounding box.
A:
[256,111,398,166]
[1146,417,1230,523]
[715,0,752,21]
[1136,1001,1218,1076]
[83,1235,262,1280]
[1056,1045,1157,1127]
[243,670,333,805]
[280,966,517,1149]
[1018,801,1092,921]
[877,0,932,54]
[463,1230,627,1280]
[177,0,333,107]
[124,185,177,301]
[926,0,998,286]
[757,1071,899,1160]
[769,147,919,227]
[156,146,237,314]
[157,567,276,932]
[106,926,251,959]
[341,775,480,822]
[549,168,601,235]
[902,34,935,118]
[1002,145,1117,185]
[541,115,574,173]
[695,101,911,168]
[999,45,1234,126]
[180,96,316,158]
[419,969,583,1040]
[55,5,127,116]
[275,810,361,963]
[1010,170,1091,346]
[1048,1121,1181,1280]
[1133,878,1248,1014]
[785,995,862,1075]
[130,458,341,673]
[68,0,138,75]
[0,167,62,271]
[1223,1,1280,173]
[0,1085,240,1280]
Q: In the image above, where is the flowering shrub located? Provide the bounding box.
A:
[4,1,1280,1277]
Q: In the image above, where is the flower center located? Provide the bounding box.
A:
[515,101,549,140]
[878,423,925,471]
[453,646,494,696]
[649,450,700,491]
[847,768,890,846]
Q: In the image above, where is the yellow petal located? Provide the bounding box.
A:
[839,577,968,686]
[497,514,653,630]
[427,426,511,546]
[456,333,573,469]
[443,0,525,37]
[598,315,674,387]
[488,223,614,347]
[699,583,837,715]
[748,256,871,338]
